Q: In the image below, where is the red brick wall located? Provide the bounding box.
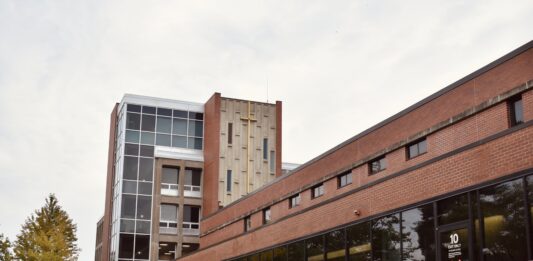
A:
[203,93,222,216]
[181,124,533,261]
[200,47,533,235]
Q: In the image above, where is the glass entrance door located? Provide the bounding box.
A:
[438,223,470,261]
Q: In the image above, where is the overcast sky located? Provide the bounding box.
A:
[0,1,532,260]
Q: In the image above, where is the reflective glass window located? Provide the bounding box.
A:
[138,182,152,195]
[141,114,155,132]
[173,109,188,118]
[437,193,469,225]
[138,158,153,181]
[172,118,187,135]
[172,135,187,148]
[140,131,155,145]
[162,167,179,184]
[126,113,140,130]
[136,195,152,220]
[156,134,171,146]
[157,116,172,133]
[123,156,138,180]
[372,214,401,261]
[125,130,140,143]
[273,246,287,261]
[142,106,156,114]
[135,220,150,234]
[401,204,435,261]
[188,137,203,150]
[288,241,305,261]
[122,180,137,194]
[118,233,134,258]
[134,235,150,259]
[139,145,154,157]
[157,108,172,116]
[127,104,141,112]
[326,229,345,261]
[120,219,135,233]
[346,221,371,261]
[306,234,325,261]
[124,143,139,156]
[121,194,136,219]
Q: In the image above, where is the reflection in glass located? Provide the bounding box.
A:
[123,156,138,180]
[188,120,203,137]
[156,134,171,146]
[140,131,155,145]
[306,234,324,261]
[437,193,469,225]
[188,137,203,150]
[138,158,153,181]
[124,143,139,156]
[260,250,273,261]
[273,246,288,261]
[125,130,139,143]
[136,195,152,220]
[372,214,401,261]
[172,135,187,148]
[157,116,172,133]
[138,182,152,195]
[439,227,468,261]
[288,241,307,261]
[126,113,140,130]
[172,118,187,135]
[347,221,371,261]
[121,194,136,219]
[162,167,179,184]
[134,235,150,259]
[141,114,155,132]
[139,145,154,157]
[120,219,135,233]
[135,220,150,234]
[401,204,435,261]
[480,179,527,261]
[122,180,137,194]
[326,229,345,261]
[118,233,134,258]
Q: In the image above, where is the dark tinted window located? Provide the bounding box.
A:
[188,137,203,150]
[139,145,154,157]
[189,112,203,120]
[185,168,202,186]
[407,139,427,159]
[289,194,301,208]
[184,205,200,223]
[263,207,271,224]
[401,204,435,261]
[156,134,171,146]
[127,104,141,112]
[306,234,325,261]
[288,241,305,261]
[346,221,371,261]
[157,116,172,133]
[338,172,352,188]
[134,235,150,259]
[437,193,469,225]
[480,179,527,261]
[122,180,137,194]
[228,123,233,144]
[135,220,150,234]
[188,120,203,137]
[138,182,152,195]
[227,170,232,192]
[136,195,151,220]
[142,106,156,114]
[509,96,524,126]
[173,110,188,118]
[121,194,136,218]
[126,113,140,130]
[326,229,345,261]
[118,233,134,258]
[162,167,179,184]
[157,108,172,116]
[172,118,187,135]
[120,219,135,233]
[140,131,155,145]
[372,214,401,261]
[123,156,138,180]
[138,158,153,181]
[260,250,273,261]
[124,143,139,156]
[311,183,324,199]
[263,138,268,160]
[273,246,287,261]
[141,114,155,132]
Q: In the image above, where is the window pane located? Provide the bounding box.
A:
[122,180,137,194]
[401,204,435,261]
[127,104,141,112]
[121,194,136,219]
[263,138,268,159]
[156,134,171,146]
[306,234,324,261]
[138,182,152,195]
[134,235,150,259]
[157,116,172,133]
[270,151,275,173]
[514,99,524,124]
[172,118,187,135]
[172,135,187,148]
[136,195,151,220]
[372,214,401,261]
[189,112,203,120]
[188,137,203,150]
[125,130,140,143]
[347,221,371,261]
[118,233,134,258]
[437,193,468,225]
[184,205,200,222]
[138,158,153,181]
[140,131,155,145]
[157,108,172,116]
[260,250,273,261]
[191,169,202,186]
[480,179,527,261]
[273,246,287,261]
[288,241,305,261]
[139,145,154,157]
[120,219,135,233]
[141,114,155,132]
[188,120,203,137]
[418,140,427,154]
[162,167,179,184]
[124,143,139,156]
[326,229,345,261]
[126,113,140,130]
[409,144,418,158]
[161,204,178,221]
[142,106,156,114]
[123,156,138,180]
[136,220,150,234]
[173,109,187,118]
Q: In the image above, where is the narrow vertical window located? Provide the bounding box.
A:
[508,95,524,127]
[263,207,271,224]
[263,138,268,160]
[244,216,252,232]
[270,151,275,173]
[228,122,233,144]
[226,170,232,193]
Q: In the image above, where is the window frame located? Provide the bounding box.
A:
[337,171,353,188]
[244,216,252,232]
[508,95,524,127]
[311,183,325,199]
[369,155,387,175]
[406,138,427,160]
[263,207,271,224]
[289,193,301,209]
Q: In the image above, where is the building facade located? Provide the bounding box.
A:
[177,41,533,261]
[96,94,283,261]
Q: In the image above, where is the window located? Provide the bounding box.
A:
[244,216,252,232]
[372,214,401,260]
[226,170,232,193]
[407,138,427,159]
[228,123,233,144]
[369,156,387,174]
[263,138,268,160]
[159,204,178,234]
[183,205,201,235]
[306,234,324,261]
[326,229,345,260]
[263,207,271,224]
[185,168,202,188]
[347,221,371,260]
[337,171,352,188]
[289,194,301,209]
[508,95,524,126]
[311,183,324,199]
[270,151,275,173]
[401,204,435,261]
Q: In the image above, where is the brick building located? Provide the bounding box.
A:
[176,41,533,261]
[95,94,287,261]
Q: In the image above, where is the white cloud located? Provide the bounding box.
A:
[0,0,532,260]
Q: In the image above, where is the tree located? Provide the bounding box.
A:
[0,233,13,261]
[14,194,79,261]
